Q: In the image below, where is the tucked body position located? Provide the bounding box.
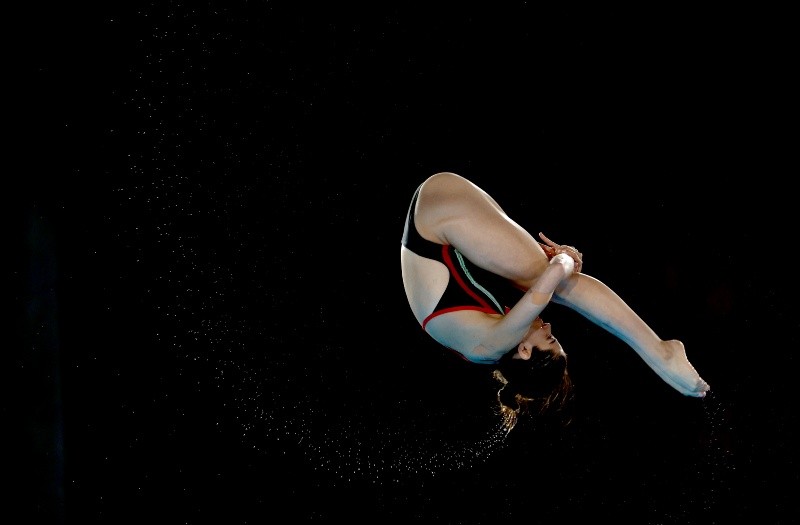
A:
[400,172,710,430]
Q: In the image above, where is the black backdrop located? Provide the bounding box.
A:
[16,2,797,524]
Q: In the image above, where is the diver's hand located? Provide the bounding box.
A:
[538,232,583,273]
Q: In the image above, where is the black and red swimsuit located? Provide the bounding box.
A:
[402,184,523,332]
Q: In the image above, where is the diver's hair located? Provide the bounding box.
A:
[493,348,572,432]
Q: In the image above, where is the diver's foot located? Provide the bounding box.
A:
[644,340,710,398]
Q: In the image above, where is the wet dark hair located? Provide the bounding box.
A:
[493,347,573,431]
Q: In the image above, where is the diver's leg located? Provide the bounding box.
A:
[415,172,549,286]
[553,273,710,397]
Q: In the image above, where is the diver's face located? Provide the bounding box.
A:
[513,316,565,360]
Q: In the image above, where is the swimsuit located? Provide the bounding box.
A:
[402,184,523,331]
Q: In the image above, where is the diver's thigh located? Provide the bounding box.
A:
[417,172,548,283]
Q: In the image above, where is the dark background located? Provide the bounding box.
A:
[15,2,797,524]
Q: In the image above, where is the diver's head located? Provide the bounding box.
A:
[494,317,572,431]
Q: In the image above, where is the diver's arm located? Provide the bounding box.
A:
[426,253,574,363]
[489,252,575,346]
